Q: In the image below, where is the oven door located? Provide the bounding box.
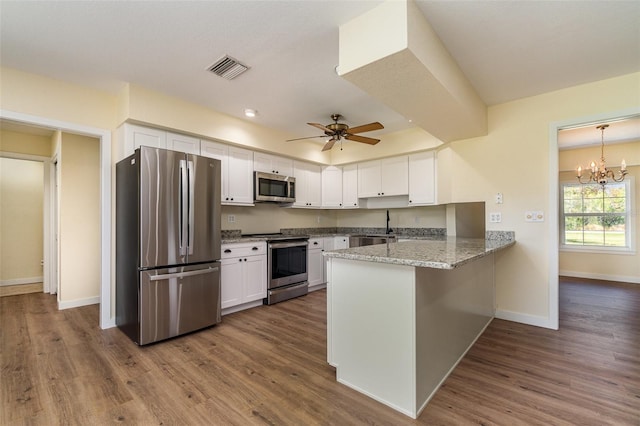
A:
[268,240,308,289]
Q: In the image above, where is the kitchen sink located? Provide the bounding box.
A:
[349,234,397,247]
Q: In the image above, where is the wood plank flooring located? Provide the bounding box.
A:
[0,283,43,298]
[1,276,638,425]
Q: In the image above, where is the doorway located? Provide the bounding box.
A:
[0,156,45,297]
[549,106,640,330]
[0,111,112,329]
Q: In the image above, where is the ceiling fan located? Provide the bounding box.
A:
[287,114,384,151]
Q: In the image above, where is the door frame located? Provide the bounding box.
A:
[1,109,113,329]
[548,105,640,330]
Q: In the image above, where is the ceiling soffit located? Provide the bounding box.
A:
[338,0,487,143]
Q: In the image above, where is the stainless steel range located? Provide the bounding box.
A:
[242,233,309,305]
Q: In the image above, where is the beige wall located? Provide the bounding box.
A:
[221,204,446,233]
[0,157,44,282]
[59,133,101,303]
[0,129,52,156]
[558,140,640,283]
[446,73,640,320]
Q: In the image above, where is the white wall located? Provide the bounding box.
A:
[0,157,44,283]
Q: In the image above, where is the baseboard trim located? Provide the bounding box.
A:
[495,309,556,330]
[0,276,43,286]
[559,270,640,284]
[58,296,100,310]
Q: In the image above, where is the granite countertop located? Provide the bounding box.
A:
[322,237,515,270]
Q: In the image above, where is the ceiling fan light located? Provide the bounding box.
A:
[244,109,257,118]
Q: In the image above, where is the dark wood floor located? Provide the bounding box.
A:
[2,277,638,425]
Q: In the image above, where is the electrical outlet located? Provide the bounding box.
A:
[227,215,235,223]
[414,216,420,225]
[489,212,502,223]
[525,211,544,222]
[495,192,503,204]
[317,216,321,224]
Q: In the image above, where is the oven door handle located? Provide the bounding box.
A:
[269,241,308,249]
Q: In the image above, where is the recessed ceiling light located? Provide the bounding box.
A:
[244,109,257,118]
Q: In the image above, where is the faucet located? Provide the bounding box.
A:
[386,209,393,234]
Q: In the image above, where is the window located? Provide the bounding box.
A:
[560,180,633,251]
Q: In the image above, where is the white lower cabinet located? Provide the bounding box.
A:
[308,238,325,288]
[221,242,267,313]
[308,236,349,290]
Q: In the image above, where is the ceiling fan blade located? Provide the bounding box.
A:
[286,135,325,142]
[308,122,332,133]
[344,133,380,145]
[347,122,384,134]
[321,138,337,151]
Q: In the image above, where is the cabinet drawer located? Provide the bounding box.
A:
[308,238,324,250]
[222,242,266,258]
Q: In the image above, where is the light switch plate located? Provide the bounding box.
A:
[228,215,236,223]
[495,193,503,204]
[489,212,502,223]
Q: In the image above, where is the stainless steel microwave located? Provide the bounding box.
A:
[254,171,296,203]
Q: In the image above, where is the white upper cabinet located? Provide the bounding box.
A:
[321,166,343,208]
[254,152,293,176]
[342,164,359,208]
[201,140,254,205]
[124,123,166,155]
[166,132,200,154]
[408,151,436,205]
[358,156,408,198]
[293,161,322,207]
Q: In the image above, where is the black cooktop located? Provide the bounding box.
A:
[241,233,309,241]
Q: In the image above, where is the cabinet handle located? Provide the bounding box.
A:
[313,242,318,245]
[238,258,242,262]
[224,249,232,253]
[231,198,234,201]
[252,247,259,250]
[409,200,412,203]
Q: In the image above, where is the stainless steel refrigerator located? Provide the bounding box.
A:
[116,146,222,345]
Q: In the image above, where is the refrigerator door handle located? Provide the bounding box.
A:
[187,160,195,255]
[149,266,219,281]
[179,159,188,257]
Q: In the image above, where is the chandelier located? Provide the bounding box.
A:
[576,124,627,186]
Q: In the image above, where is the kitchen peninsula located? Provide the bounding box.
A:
[323,236,515,418]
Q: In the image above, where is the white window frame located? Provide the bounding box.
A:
[560,177,635,254]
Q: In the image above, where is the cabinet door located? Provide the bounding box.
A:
[243,255,267,302]
[293,161,321,207]
[166,132,200,154]
[308,249,324,286]
[200,141,229,201]
[322,166,343,207]
[227,146,254,204]
[221,257,243,309]
[125,124,166,154]
[408,151,436,205]
[333,235,349,249]
[293,161,310,207]
[357,160,381,197]
[306,164,322,207]
[272,155,293,176]
[254,152,292,175]
[342,164,359,208]
[380,156,408,196]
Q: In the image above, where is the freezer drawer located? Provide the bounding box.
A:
[139,262,221,345]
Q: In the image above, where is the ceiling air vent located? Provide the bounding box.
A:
[207,55,249,80]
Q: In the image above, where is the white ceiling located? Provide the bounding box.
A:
[1,1,639,147]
